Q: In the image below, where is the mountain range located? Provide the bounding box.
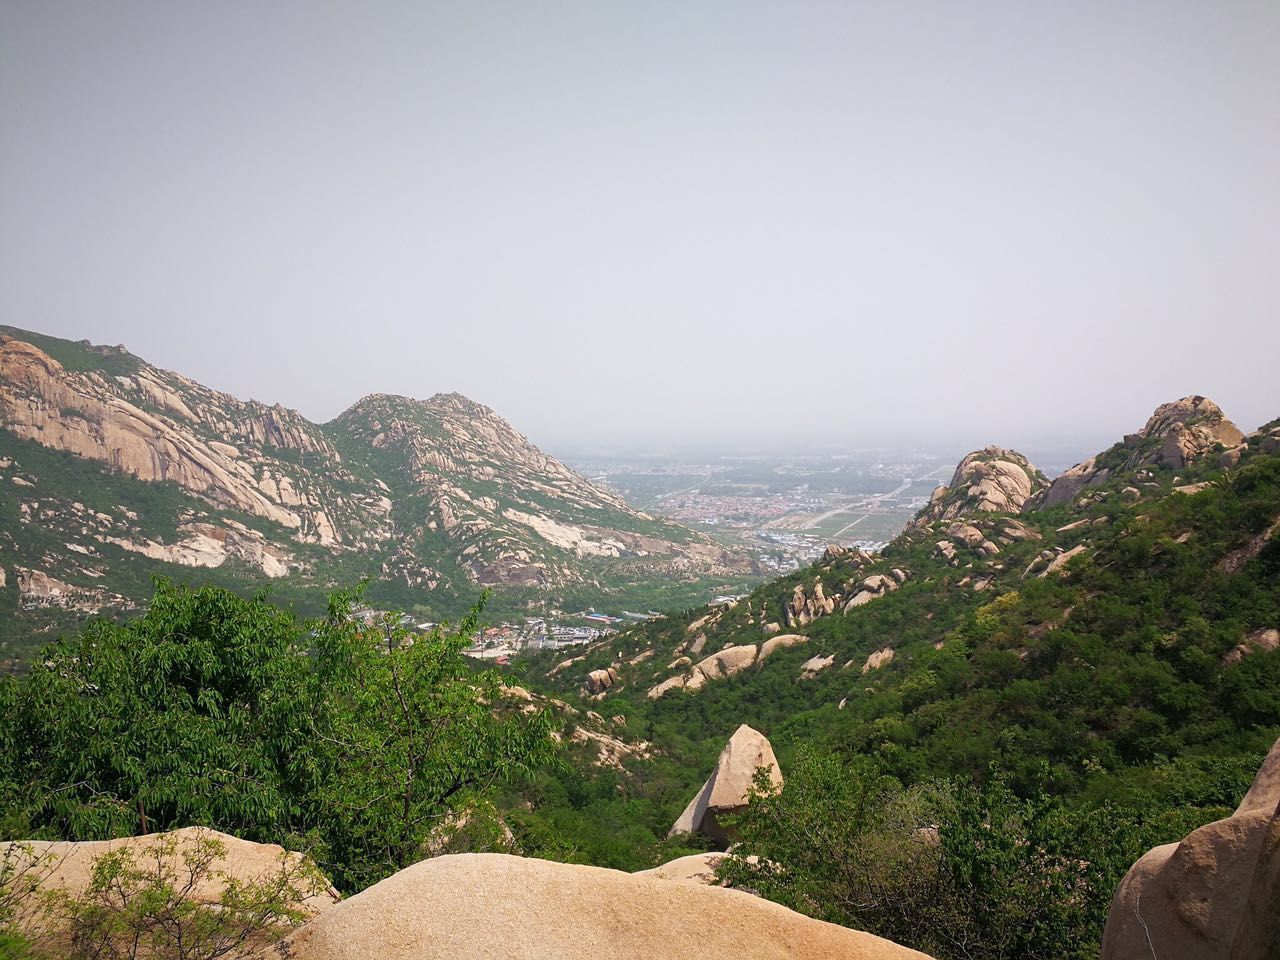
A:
[533,391,1279,793]
[0,326,754,661]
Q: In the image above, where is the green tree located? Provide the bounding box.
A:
[306,593,557,890]
[0,580,558,894]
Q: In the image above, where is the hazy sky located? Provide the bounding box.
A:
[2,1,1278,459]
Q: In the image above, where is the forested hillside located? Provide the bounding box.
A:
[501,398,1280,956]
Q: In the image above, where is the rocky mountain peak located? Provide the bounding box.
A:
[1034,395,1247,510]
[910,446,1047,526]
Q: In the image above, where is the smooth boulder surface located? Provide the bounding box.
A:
[633,851,728,885]
[1100,737,1280,960]
[669,723,781,842]
[272,852,934,960]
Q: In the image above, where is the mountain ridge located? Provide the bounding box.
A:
[0,326,755,660]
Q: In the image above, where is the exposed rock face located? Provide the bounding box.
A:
[1100,737,1280,960]
[670,724,782,842]
[0,336,369,546]
[862,648,895,674]
[911,446,1046,527]
[275,852,933,960]
[1035,396,1245,510]
[0,328,754,630]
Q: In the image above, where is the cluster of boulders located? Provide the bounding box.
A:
[783,567,908,629]
[647,633,807,699]
[1101,736,1280,960]
[1036,396,1245,509]
[584,665,619,695]
[912,446,1048,527]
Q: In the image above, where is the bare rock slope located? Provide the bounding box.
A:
[272,852,933,960]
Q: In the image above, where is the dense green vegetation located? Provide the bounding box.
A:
[0,582,555,893]
[508,438,1280,956]
[0,371,1276,957]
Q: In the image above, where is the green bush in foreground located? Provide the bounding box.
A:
[0,580,559,893]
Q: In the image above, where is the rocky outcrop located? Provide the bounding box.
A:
[670,725,782,842]
[1100,737,1280,960]
[648,633,819,699]
[786,577,837,627]
[274,852,933,960]
[1224,628,1280,666]
[862,648,895,674]
[1035,396,1245,510]
[912,447,1047,526]
[585,666,619,695]
[843,572,903,611]
[799,654,835,679]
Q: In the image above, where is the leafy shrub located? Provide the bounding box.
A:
[0,581,559,893]
[45,831,325,960]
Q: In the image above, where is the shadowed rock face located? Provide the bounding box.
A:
[274,852,935,960]
[1100,738,1280,960]
[669,724,782,843]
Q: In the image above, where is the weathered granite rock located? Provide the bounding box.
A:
[670,724,782,842]
[911,446,1047,526]
[1034,396,1245,511]
[1100,738,1280,960]
[4,827,337,952]
[275,852,934,960]
[862,648,895,674]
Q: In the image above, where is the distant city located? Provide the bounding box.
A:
[570,449,958,572]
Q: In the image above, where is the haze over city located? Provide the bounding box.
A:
[3,1,1277,455]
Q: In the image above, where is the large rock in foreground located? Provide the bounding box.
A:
[669,723,782,842]
[1100,738,1280,960]
[274,852,933,960]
